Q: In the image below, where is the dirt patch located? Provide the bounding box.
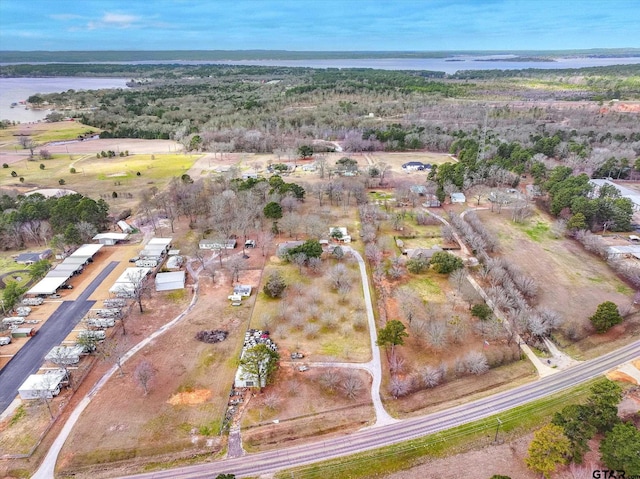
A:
[606,370,638,384]
[167,389,212,406]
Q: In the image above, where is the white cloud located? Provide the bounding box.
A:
[102,12,138,27]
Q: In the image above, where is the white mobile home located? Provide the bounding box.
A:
[18,370,68,400]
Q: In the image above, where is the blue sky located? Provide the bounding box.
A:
[0,0,639,51]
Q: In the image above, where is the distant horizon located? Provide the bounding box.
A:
[1,1,639,52]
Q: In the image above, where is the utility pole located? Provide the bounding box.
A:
[493,417,502,444]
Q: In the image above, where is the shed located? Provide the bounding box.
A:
[18,370,68,400]
[11,327,36,338]
[117,220,134,233]
[168,249,180,256]
[155,271,186,292]
[93,233,129,245]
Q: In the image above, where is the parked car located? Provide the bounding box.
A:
[61,284,73,289]
[0,336,11,346]
[290,352,304,359]
[297,365,309,372]
[128,257,139,263]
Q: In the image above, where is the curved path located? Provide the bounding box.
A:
[117,339,640,479]
[344,246,396,426]
[31,256,208,479]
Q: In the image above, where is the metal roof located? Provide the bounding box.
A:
[70,244,103,258]
[155,271,185,284]
[27,276,69,295]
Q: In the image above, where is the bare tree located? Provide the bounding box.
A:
[388,354,406,375]
[388,376,411,398]
[328,263,352,292]
[423,362,447,388]
[463,350,489,375]
[319,369,341,392]
[126,269,152,316]
[134,359,155,395]
[341,372,363,400]
[98,337,129,377]
[226,255,247,284]
[262,391,281,410]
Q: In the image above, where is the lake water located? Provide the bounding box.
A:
[0,77,129,123]
[198,56,640,73]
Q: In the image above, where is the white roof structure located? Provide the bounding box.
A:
[70,244,103,258]
[109,267,151,295]
[590,179,640,210]
[155,271,185,291]
[148,237,172,247]
[27,276,68,295]
[60,256,87,264]
[18,370,67,400]
[451,192,466,203]
[117,220,133,233]
[46,345,85,364]
[93,233,129,241]
[140,245,166,258]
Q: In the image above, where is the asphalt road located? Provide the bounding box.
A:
[120,339,640,479]
[0,261,118,414]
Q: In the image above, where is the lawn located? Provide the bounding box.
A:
[0,153,199,211]
[0,121,101,148]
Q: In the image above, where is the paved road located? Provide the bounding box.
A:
[117,339,640,479]
[0,261,118,414]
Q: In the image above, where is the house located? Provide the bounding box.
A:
[199,239,237,250]
[422,194,441,208]
[18,370,68,400]
[405,246,443,260]
[155,271,186,292]
[117,220,133,233]
[402,161,426,171]
[15,249,51,265]
[450,192,466,204]
[410,185,428,196]
[233,285,252,297]
[329,227,351,243]
[93,233,129,245]
[234,329,278,388]
[276,241,304,257]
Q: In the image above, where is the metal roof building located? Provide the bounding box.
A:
[155,271,186,292]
